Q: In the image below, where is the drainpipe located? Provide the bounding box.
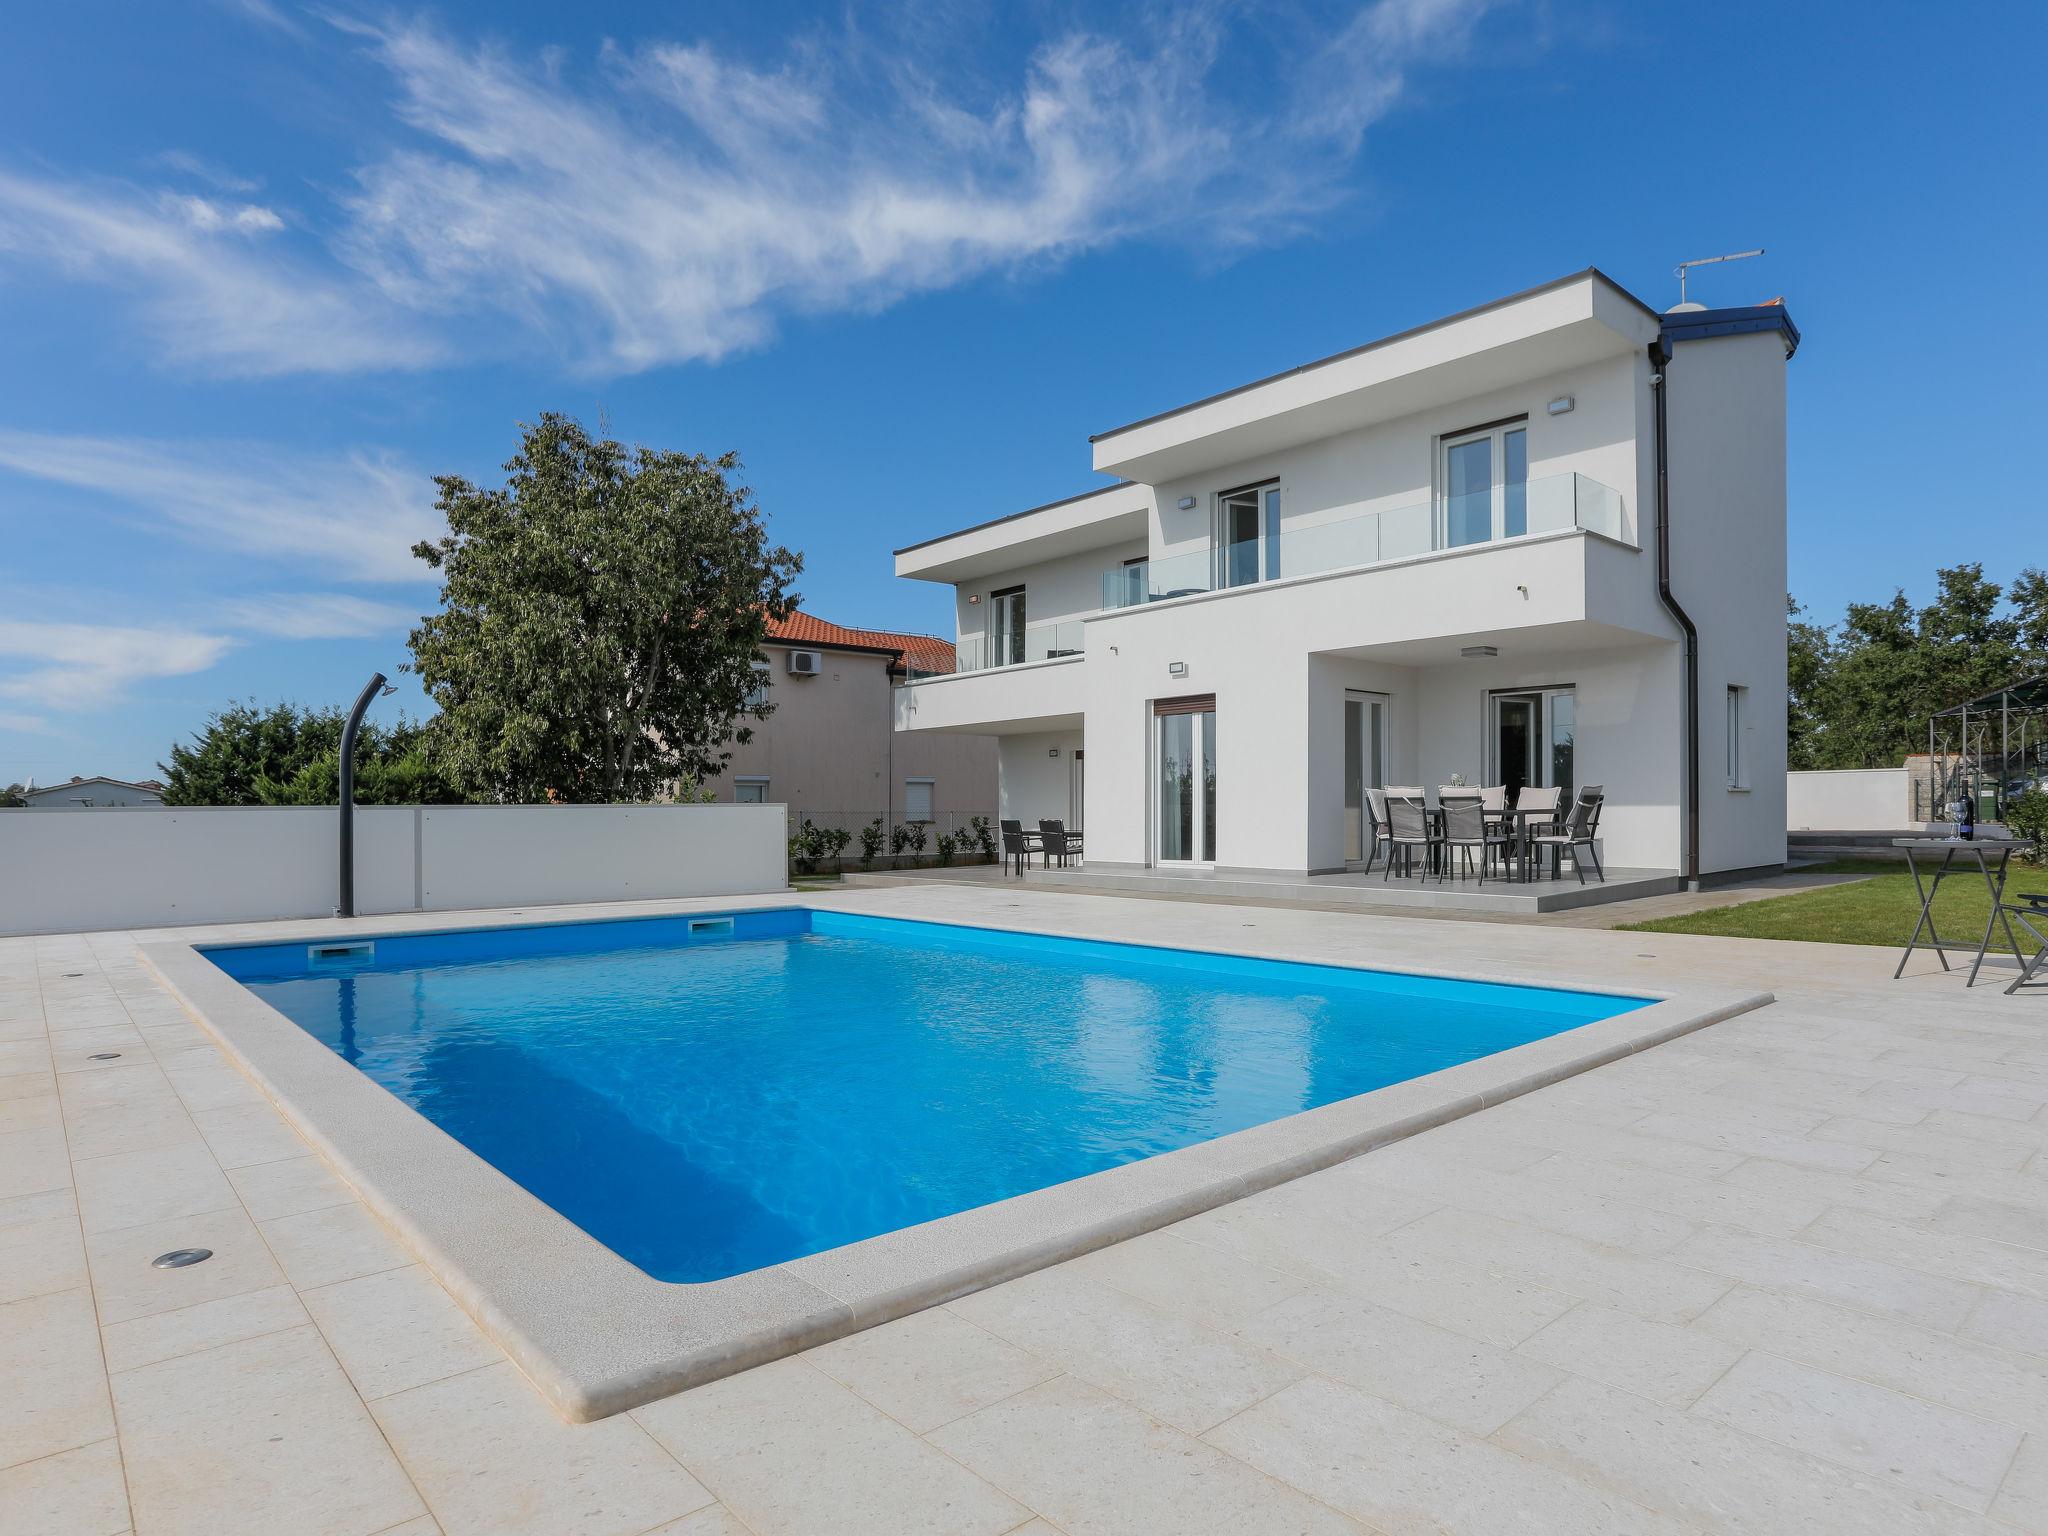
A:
[336,671,393,918]
[1647,338,1701,887]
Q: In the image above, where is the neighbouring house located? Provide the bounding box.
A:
[19,775,165,808]
[892,269,1797,886]
[710,609,999,842]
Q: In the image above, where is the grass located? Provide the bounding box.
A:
[1620,859,2045,949]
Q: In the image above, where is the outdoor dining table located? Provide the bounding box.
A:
[1493,805,1561,883]
[1891,836,2038,987]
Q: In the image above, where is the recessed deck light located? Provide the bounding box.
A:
[151,1248,213,1269]
[89,1052,121,1061]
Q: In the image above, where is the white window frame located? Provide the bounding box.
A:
[1439,418,1529,547]
[1726,685,1749,789]
[744,663,771,711]
[1214,479,1282,589]
[734,776,770,804]
[904,777,935,823]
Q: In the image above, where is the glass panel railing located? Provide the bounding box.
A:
[906,619,1087,680]
[1102,472,1623,610]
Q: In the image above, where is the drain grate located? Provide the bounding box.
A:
[152,1248,214,1269]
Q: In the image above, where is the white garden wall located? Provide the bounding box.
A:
[0,804,788,937]
[1785,769,1913,831]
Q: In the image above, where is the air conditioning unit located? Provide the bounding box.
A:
[786,649,823,676]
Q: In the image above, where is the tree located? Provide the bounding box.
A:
[159,701,460,805]
[408,415,801,803]
[1785,595,1833,771]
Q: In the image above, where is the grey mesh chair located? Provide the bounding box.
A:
[1440,794,1513,882]
[1382,793,1438,881]
[1529,785,1605,883]
[1363,787,1391,872]
[1513,783,1565,879]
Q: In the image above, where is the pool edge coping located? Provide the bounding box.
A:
[136,902,1772,1423]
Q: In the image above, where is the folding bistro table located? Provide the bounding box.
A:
[1891,837,2037,987]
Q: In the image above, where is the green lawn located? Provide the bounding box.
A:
[1620,859,2044,949]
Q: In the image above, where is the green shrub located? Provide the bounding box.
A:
[2007,789,2048,863]
[858,817,885,869]
[936,831,960,866]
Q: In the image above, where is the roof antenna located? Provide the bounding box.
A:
[1673,248,1764,312]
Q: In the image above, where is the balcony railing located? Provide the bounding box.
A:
[902,619,1086,681]
[1101,472,1624,610]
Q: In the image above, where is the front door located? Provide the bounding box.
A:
[1156,699,1217,863]
[1344,691,1389,862]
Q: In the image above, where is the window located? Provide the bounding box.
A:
[1155,696,1218,863]
[734,777,769,804]
[1490,687,1575,803]
[1217,481,1280,588]
[1726,686,1748,788]
[744,664,771,711]
[905,778,935,822]
[989,587,1026,667]
[1442,419,1529,548]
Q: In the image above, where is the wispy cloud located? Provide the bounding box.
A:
[0,0,1493,377]
[0,620,234,712]
[0,430,438,582]
[221,593,422,639]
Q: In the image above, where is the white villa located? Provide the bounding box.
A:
[892,269,1798,890]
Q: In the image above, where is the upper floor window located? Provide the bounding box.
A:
[1442,419,1528,548]
[989,586,1026,666]
[1217,481,1280,588]
[744,663,771,711]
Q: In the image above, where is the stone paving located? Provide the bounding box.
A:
[6,883,2048,1534]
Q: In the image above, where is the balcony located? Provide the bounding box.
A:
[1101,472,1624,610]
[904,619,1087,680]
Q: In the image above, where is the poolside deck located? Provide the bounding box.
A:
[6,885,2046,1534]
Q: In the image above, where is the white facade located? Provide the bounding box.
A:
[893,271,1796,883]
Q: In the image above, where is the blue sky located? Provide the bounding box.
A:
[2,0,2042,784]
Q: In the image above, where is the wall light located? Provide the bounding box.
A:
[1177,495,1197,509]
[1546,396,1575,416]
[1460,645,1499,659]
[1048,748,1061,758]
[967,593,981,603]
[1168,660,1188,677]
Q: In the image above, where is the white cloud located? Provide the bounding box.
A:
[150,150,262,194]
[222,593,421,639]
[0,430,438,582]
[0,1,1494,377]
[0,621,234,711]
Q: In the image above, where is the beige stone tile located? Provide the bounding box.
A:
[49,1025,148,1074]
[643,1510,754,1536]
[0,1091,60,1133]
[1628,1111,1881,1173]
[1381,1206,1732,1324]
[1694,1350,2020,1512]
[1315,1240,1583,1348]
[0,1124,72,1200]
[376,1361,712,1536]
[85,1205,286,1325]
[0,1287,115,1470]
[1523,1151,1832,1238]
[932,1374,1365,1536]
[73,1140,239,1237]
[1993,1432,2048,1530]
[807,1305,1057,1434]
[1454,1109,1750,1180]
[951,1266,1306,1435]
[101,1283,309,1374]
[0,1437,129,1536]
[1495,1372,1990,1536]
[301,1265,500,1401]
[1801,1205,2048,1300]
[1163,1174,1439,1285]
[1339,1151,1698,1255]
[160,1059,267,1113]
[1237,1286,1563,1435]
[0,1068,56,1100]
[1864,1079,2042,1122]
[227,1152,357,1222]
[0,1212,87,1304]
[1698,1284,2048,1436]
[60,1095,199,1162]
[1206,1375,1687,1536]
[1964,1288,2048,1359]
[192,1101,308,1169]
[1516,1301,1743,1407]
[1063,1227,1313,1329]
[0,1185,75,1229]
[0,1041,54,1076]
[259,1200,412,1290]
[1669,1225,1981,1332]
[1928,1195,2048,1255]
[1722,1153,1952,1218]
[634,1358,1025,1536]
[1811,1116,2034,1172]
[114,1323,426,1536]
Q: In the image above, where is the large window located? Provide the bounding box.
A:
[905,778,935,822]
[988,586,1026,667]
[1491,687,1574,803]
[1442,419,1529,548]
[1217,481,1280,588]
[1155,696,1217,863]
[1727,686,1748,787]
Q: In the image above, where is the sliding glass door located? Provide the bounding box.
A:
[1344,691,1389,863]
[1490,688,1574,803]
[1217,482,1280,588]
[1156,698,1217,863]
[1443,423,1528,548]
[988,585,1026,666]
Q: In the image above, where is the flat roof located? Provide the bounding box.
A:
[893,482,1132,559]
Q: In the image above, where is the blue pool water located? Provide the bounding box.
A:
[205,910,1646,1283]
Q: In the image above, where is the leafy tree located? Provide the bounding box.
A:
[159,701,460,805]
[1785,596,1833,771]
[409,414,802,803]
[0,784,26,808]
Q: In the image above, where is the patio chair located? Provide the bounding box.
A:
[1529,786,1605,884]
[1382,793,1439,881]
[999,819,1033,877]
[1038,819,1082,869]
[1363,787,1391,872]
[1999,894,2048,996]
[1439,794,1513,882]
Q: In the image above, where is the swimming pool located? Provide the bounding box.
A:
[205,908,1646,1284]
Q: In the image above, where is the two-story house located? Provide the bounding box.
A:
[892,270,1797,892]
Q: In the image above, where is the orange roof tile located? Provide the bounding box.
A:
[764,610,955,674]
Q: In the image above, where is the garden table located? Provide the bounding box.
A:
[1891,837,2037,987]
